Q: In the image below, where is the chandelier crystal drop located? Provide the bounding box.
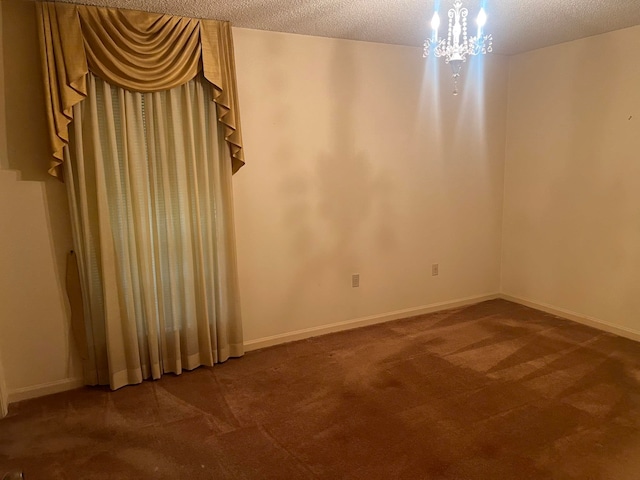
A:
[423,1,493,95]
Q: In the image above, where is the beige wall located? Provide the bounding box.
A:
[0,0,8,417]
[501,25,640,336]
[0,0,7,169]
[0,0,82,402]
[232,28,508,343]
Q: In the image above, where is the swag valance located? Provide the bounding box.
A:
[36,1,244,178]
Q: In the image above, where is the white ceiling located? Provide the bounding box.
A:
[61,0,640,55]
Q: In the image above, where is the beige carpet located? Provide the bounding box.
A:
[2,299,640,479]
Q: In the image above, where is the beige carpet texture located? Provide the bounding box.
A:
[2,299,640,479]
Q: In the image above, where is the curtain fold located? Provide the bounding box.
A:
[64,73,243,390]
[0,355,7,418]
[37,1,244,178]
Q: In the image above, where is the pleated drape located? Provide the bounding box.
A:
[64,73,243,389]
[0,360,7,418]
[36,1,244,178]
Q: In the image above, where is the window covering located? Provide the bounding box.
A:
[36,1,244,178]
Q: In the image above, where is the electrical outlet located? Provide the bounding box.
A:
[352,274,360,288]
[432,264,439,276]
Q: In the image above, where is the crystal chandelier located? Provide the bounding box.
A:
[423,1,493,95]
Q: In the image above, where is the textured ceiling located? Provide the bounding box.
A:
[60,0,640,55]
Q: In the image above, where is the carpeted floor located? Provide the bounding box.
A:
[2,299,640,479]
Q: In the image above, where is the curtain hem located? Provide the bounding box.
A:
[107,356,244,390]
[0,358,8,418]
[111,369,144,391]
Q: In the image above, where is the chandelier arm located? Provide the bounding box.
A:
[423,0,493,94]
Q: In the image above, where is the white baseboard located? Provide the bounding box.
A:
[23,292,629,404]
[244,293,500,351]
[8,377,85,404]
[500,294,640,343]
[5,294,500,404]
[10,294,636,405]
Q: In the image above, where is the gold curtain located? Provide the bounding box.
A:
[36,1,244,178]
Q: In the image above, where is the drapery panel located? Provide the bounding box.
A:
[0,357,7,418]
[64,73,243,389]
[36,1,244,178]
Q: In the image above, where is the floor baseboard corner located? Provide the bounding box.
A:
[8,377,85,404]
[244,293,500,351]
[499,293,640,343]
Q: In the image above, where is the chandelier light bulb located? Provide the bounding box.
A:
[476,8,487,28]
[431,12,441,32]
[423,0,493,94]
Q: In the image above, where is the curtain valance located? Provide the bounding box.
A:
[36,1,244,178]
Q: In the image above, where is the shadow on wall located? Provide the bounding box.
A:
[1,1,77,367]
[315,40,391,260]
[3,0,50,182]
[277,39,396,324]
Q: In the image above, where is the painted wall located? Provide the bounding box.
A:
[232,28,508,343]
[0,0,6,169]
[501,25,640,336]
[0,0,9,417]
[0,0,82,402]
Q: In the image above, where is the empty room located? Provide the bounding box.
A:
[1,0,639,478]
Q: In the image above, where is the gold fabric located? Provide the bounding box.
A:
[65,250,89,363]
[36,1,244,178]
